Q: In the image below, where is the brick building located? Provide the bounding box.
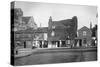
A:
[77,26,92,47]
[48,16,78,48]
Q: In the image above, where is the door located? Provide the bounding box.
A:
[79,39,82,47]
[24,41,26,48]
[83,38,87,47]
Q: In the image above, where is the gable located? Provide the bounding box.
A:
[78,26,91,32]
[77,26,92,38]
[22,17,31,24]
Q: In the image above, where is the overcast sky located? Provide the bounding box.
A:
[15,1,97,29]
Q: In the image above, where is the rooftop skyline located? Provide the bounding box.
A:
[15,1,98,29]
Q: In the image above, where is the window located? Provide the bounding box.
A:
[52,26,55,29]
[67,36,69,38]
[83,38,87,44]
[83,31,87,36]
[16,34,20,38]
[68,40,70,44]
[67,25,70,28]
[44,33,47,40]
[28,34,31,38]
[51,31,55,36]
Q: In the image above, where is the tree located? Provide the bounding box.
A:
[14,8,23,20]
[92,24,97,37]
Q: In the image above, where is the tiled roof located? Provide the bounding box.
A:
[36,27,48,33]
[52,19,74,28]
[14,27,48,34]
[14,28,35,33]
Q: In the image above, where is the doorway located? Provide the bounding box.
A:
[79,39,82,47]
[24,41,26,48]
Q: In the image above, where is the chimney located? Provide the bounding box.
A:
[48,16,52,29]
[90,22,92,30]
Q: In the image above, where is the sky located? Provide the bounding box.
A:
[15,1,98,29]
